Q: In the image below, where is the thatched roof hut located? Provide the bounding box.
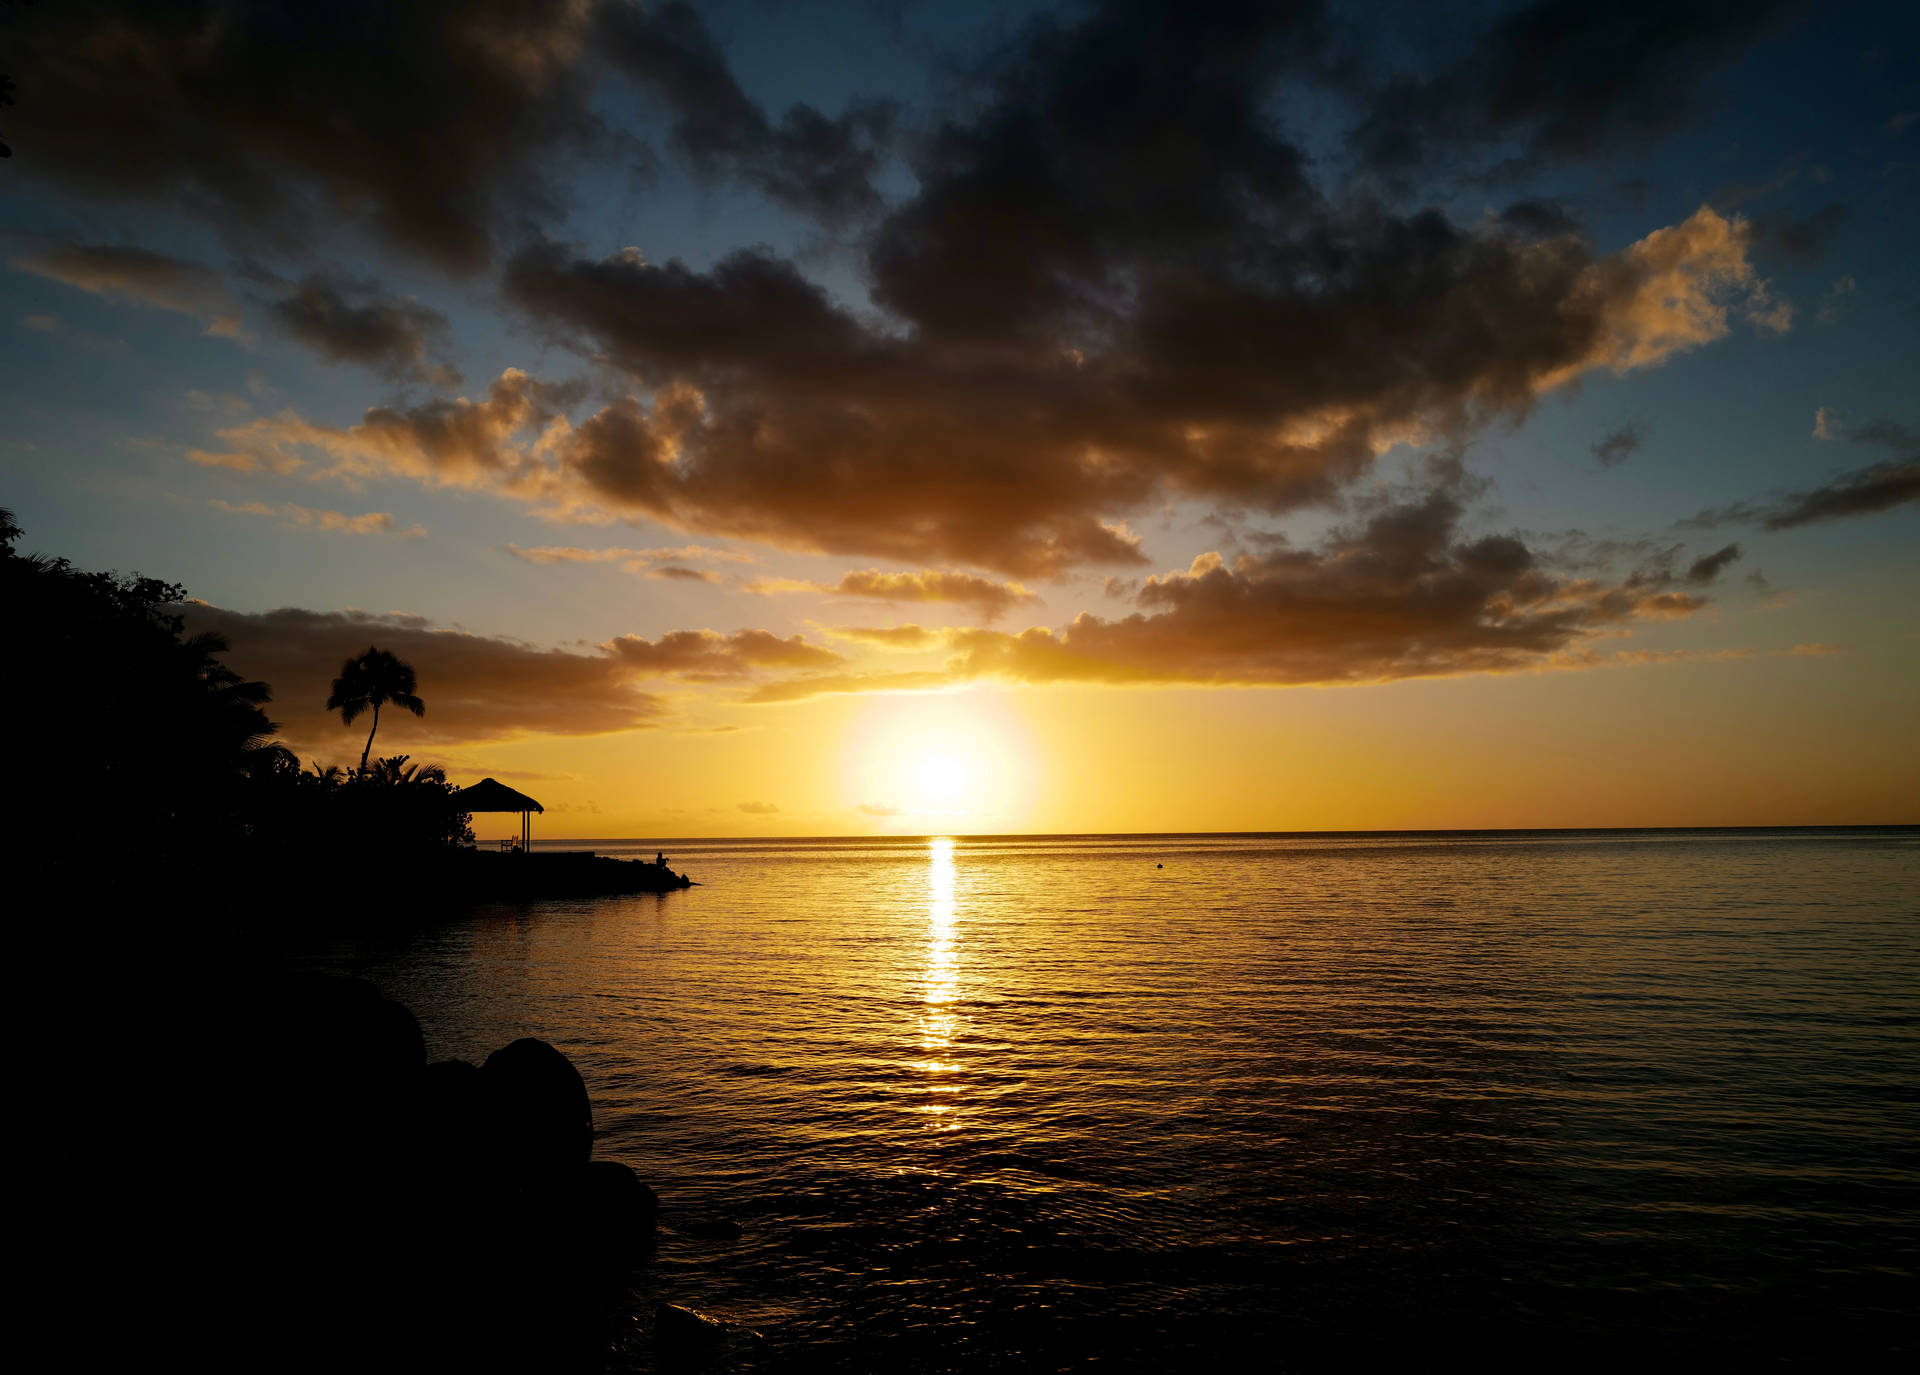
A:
[457,778,544,849]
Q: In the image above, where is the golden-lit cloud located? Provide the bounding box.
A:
[749,490,1714,702]
[750,568,1038,620]
[825,624,942,649]
[502,542,757,571]
[210,499,424,537]
[13,243,244,340]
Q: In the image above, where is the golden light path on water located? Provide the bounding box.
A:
[913,837,963,1120]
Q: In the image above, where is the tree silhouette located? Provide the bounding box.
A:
[326,646,425,775]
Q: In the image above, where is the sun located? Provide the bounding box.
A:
[913,753,969,808]
[840,690,1035,828]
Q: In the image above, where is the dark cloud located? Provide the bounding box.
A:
[1346,0,1792,184]
[1849,418,1919,450]
[473,1,1781,572]
[1592,421,1647,467]
[593,1,893,223]
[179,605,669,754]
[1684,415,1920,529]
[487,198,1770,572]
[5,2,606,273]
[1754,203,1851,265]
[1685,543,1742,583]
[171,0,1783,576]
[1499,200,1581,238]
[5,1,889,272]
[737,800,780,815]
[1761,460,1920,530]
[269,277,458,383]
[750,488,1708,701]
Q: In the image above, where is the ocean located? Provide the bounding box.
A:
[290,829,1919,1368]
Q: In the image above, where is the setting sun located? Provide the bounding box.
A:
[839,691,1035,828]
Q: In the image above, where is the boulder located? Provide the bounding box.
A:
[480,1038,593,1177]
[583,1158,661,1236]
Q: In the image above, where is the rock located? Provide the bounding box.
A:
[582,1158,661,1238]
[677,1218,743,1241]
[655,1302,728,1349]
[480,1038,593,1176]
[415,1059,488,1175]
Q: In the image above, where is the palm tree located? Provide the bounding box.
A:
[326,646,425,774]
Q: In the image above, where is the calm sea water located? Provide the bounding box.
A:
[291,830,1919,1368]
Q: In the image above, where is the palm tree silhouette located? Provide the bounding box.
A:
[327,646,425,775]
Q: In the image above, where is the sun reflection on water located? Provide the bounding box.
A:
[915,837,963,1119]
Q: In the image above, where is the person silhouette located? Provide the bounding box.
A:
[656,851,667,868]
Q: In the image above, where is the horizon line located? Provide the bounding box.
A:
[509,823,1920,845]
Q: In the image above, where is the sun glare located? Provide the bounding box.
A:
[914,754,968,808]
[841,692,1034,828]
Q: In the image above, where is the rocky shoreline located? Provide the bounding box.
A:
[450,850,696,901]
[214,974,744,1371]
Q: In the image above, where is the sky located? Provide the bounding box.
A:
[2,0,1916,837]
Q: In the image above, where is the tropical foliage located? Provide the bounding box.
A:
[4,509,471,879]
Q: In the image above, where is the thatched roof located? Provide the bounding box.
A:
[456,778,545,813]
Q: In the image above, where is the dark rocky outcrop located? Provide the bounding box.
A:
[452,850,696,901]
[198,975,685,1372]
[481,1037,594,1175]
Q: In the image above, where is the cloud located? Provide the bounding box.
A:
[1345,0,1791,183]
[178,605,671,754]
[270,277,458,383]
[40,0,1789,587]
[1692,416,1920,529]
[1684,544,1742,584]
[593,2,893,224]
[825,625,941,650]
[604,629,842,681]
[4,2,888,271]
[13,243,243,338]
[503,542,756,572]
[1592,421,1646,467]
[737,801,780,816]
[210,499,425,537]
[1758,460,1920,530]
[647,565,718,584]
[750,487,1711,701]
[188,367,575,484]
[1787,642,1841,657]
[857,803,901,818]
[752,569,1038,621]
[1755,203,1850,265]
[219,200,1778,577]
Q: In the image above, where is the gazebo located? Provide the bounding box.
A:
[457,777,545,851]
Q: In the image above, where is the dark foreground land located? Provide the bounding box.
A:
[68,971,744,1372]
